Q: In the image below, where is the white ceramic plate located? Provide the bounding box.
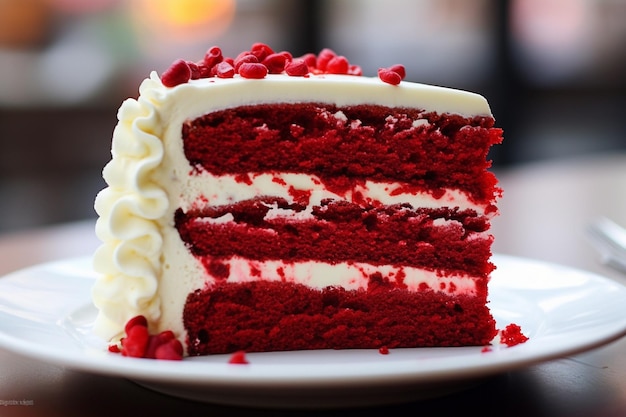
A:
[1,255,626,408]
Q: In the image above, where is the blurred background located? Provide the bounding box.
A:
[0,0,624,233]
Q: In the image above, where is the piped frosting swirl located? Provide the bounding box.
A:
[92,76,169,339]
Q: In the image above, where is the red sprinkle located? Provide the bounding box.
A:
[159,44,408,86]
[161,59,191,87]
[279,51,293,61]
[122,325,150,358]
[111,315,183,361]
[378,68,402,85]
[228,350,249,364]
[262,53,289,74]
[108,344,121,353]
[124,315,148,333]
[203,46,223,68]
[285,59,309,76]
[378,346,390,355]
[196,63,212,78]
[299,53,317,69]
[316,48,336,71]
[144,330,177,359]
[215,61,235,78]
[187,61,202,80]
[239,62,268,79]
[144,336,161,359]
[155,339,184,361]
[326,55,349,74]
[250,42,274,61]
[234,53,259,73]
[348,64,363,76]
[388,64,406,79]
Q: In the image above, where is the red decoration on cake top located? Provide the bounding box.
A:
[161,59,192,87]
[238,62,268,79]
[159,43,406,87]
[378,70,401,85]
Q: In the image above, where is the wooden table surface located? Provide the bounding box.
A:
[2,153,626,416]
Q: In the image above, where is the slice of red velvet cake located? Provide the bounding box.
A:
[93,44,503,357]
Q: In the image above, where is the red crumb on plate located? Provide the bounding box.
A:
[228,350,249,364]
[499,323,529,347]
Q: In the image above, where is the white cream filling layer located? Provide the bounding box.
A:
[204,256,478,294]
[177,172,487,215]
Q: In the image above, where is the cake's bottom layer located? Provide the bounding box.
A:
[183,281,497,356]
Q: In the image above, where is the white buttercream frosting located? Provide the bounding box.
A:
[92,71,494,341]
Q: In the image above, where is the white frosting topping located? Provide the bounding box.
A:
[161,72,491,119]
[92,71,493,340]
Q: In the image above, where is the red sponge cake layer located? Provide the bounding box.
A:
[183,103,502,204]
[175,202,494,278]
[184,281,497,355]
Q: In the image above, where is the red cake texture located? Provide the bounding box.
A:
[184,281,495,355]
[177,103,501,356]
[176,204,492,279]
[182,104,500,204]
[500,324,529,347]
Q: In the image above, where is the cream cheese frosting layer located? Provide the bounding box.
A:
[172,72,492,119]
[178,172,489,215]
[215,257,480,294]
[92,71,494,340]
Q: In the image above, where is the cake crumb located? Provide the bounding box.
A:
[228,350,249,364]
[483,323,529,353]
[499,323,529,347]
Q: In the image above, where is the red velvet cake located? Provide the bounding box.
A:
[92,43,503,358]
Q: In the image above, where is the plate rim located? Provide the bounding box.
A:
[1,254,626,389]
